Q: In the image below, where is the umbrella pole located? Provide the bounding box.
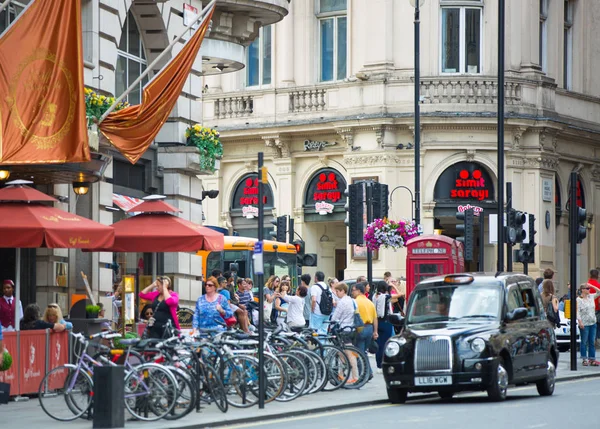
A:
[152,253,157,279]
[15,248,20,332]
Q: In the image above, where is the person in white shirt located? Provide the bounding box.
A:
[276,285,308,329]
[331,282,355,329]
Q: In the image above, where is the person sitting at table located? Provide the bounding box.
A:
[21,303,66,332]
[42,303,73,330]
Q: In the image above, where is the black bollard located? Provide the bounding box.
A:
[93,365,124,428]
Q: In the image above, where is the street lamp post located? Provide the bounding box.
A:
[497,0,506,271]
[410,0,423,228]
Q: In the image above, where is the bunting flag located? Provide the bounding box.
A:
[99,6,215,164]
[0,0,89,164]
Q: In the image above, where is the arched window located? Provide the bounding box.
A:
[115,12,148,105]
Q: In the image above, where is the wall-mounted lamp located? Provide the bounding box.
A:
[0,169,10,180]
[396,143,414,150]
[73,181,90,196]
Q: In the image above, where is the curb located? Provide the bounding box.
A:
[170,373,600,429]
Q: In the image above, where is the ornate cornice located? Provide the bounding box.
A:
[510,154,560,170]
[335,127,357,151]
[262,134,291,159]
[343,154,414,166]
[512,126,528,151]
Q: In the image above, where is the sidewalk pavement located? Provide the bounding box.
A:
[1,353,598,429]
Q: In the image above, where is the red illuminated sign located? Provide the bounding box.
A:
[313,172,341,203]
[450,169,490,201]
[239,178,268,206]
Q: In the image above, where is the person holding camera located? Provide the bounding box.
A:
[139,276,180,338]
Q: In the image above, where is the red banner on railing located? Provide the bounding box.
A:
[19,330,47,395]
[47,331,69,390]
[0,331,17,387]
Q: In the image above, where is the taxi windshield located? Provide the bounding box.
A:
[406,284,503,324]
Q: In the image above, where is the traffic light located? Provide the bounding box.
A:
[371,182,389,220]
[288,216,295,243]
[516,214,537,264]
[577,207,587,243]
[506,209,526,244]
[344,183,364,245]
[293,239,317,267]
[456,208,474,261]
[270,215,287,242]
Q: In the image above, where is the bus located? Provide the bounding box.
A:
[197,236,298,291]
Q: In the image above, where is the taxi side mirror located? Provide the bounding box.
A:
[387,313,405,328]
[506,307,528,322]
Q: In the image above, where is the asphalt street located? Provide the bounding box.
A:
[216,377,596,429]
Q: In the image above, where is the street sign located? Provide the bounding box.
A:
[417,224,424,235]
[253,241,264,275]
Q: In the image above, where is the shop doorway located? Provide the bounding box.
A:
[335,249,347,280]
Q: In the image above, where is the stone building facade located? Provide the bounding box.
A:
[200,0,600,292]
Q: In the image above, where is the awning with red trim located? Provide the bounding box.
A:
[112,194,143,212]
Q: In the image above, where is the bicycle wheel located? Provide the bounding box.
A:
[287,349,317,394]
[275,352,307,402]
[302,349,328,394]
[204,363,228,413]
[163,366,197,421]
[321,345,350,391]
[262,353,286,403]
[221,355,259,408]
[39,365,93,421]
[341,345,371,389]
[124,363,178,421]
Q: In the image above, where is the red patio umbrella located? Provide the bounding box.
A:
[0,180,115,331]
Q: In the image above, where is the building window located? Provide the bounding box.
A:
[563,0,573,89]
[539,0,548,72]
[115,12,147,105]
[317,0,347,82]
[0,0,26,34]
[246,25,272,87]
[440,1,482,74]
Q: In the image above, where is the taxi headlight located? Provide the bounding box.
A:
[471,338,486,353]
[385,342,401,357]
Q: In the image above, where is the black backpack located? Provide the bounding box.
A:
[317,283,334,316]
[546,296,560,328]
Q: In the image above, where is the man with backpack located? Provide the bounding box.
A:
[310,271,333,334]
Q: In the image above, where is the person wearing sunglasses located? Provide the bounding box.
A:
[139,276,180,338]
[192,276,233,331]
[577,282,600,366]
[43,303,73,330]
[139,304,154,322]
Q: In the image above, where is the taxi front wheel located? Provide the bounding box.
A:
[387,387,408,404]
[487,358,509,402]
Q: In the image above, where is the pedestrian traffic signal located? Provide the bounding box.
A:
[372,182,389,220]
[270,215,287,242]
[456,208,474,261]
[514,247,532,264]
[293,239,317,266]
[577,207,587,243]
[344,183,364,245]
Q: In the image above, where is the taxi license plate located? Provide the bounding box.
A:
[415,376,452,386]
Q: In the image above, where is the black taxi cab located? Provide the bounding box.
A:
[383,273,558,403]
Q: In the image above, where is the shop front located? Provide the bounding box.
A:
[432,161,497,271]
[230,172,275,239]
[302,168,347,280]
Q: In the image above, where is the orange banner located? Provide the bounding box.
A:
[0,0,89,164]
[99,6,215,164]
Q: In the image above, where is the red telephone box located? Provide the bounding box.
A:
[405,234,465,298]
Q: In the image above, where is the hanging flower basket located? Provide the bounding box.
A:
[185,124,223,172]
[364,218,419,251]
[84,87,129,128]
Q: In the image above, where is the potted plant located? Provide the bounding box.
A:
[84,87,129,128]
[185,124,223,172]
[85,304,101,319]
[364,218,419,251]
